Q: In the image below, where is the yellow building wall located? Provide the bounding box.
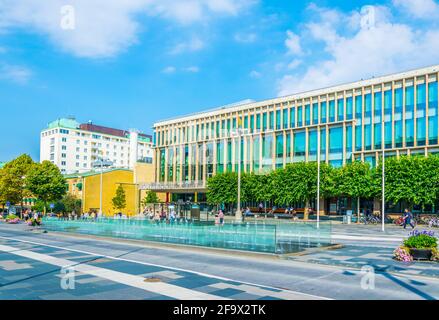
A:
[134,163,167,209]
[82,170,136,217]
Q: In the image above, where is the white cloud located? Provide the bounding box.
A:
[287,59,302,70]
[162,66,176,74]
[0,64,32,84]
[234,32,257,43]
[393,0,439,19]
[0,0,254,58]
[277,3,439,96]
[249,70,262,78]
[169,37,205,55]
[183,66,200,73]
[285,30,302,55]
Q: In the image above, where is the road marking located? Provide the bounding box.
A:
[0,235,331,300]
[331,234,403,242]
[0,243,225,300]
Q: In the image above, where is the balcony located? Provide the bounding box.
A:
[139,180,206,191]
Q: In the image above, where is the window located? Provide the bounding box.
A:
[405,86,415,147]
[61,161,66,166]
[312,103,319,124]
[62,145,67,150]
[294,131,306,162]
[416,83,426,146]
[346,97,353,120]
[61,153,66,158]
[305,104,311,126]
[429,81,438,145]
[329,100,335,122]
[290,107,296,128]
[329,126,343,167]
[275,134,283,168]
[374,92,382,150]
[297,106,303,127]
[283,109,289,129]
[320,102,327,124]
[337,99,344,121]
[394,87,403,148]
[62,137,67,142]
[364,93,372,150]
[384,90,393,149]
[308,130,317,161]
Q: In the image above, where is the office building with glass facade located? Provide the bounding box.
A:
[150,65,439,206]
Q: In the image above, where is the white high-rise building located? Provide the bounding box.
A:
[40,117,153,174]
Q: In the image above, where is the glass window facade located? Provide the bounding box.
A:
[429,81,438,145]
[294,131,306,162]
[405,86,415,147]
[154,68,439,189]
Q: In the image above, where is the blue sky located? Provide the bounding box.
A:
[1,0,439,162]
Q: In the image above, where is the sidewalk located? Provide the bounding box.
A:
[287,244,439,280]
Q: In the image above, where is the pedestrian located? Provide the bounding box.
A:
[258,202,264,214]
[291,208,297,221]
[169,209,176,223]
[218,209,225,225]
[403,208,415,229]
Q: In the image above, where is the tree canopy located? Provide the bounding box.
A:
[25,160,67,210]
[112,185,127,212]
[0,154,34,206]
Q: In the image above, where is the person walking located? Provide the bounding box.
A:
[403,208,415,229]
[218,209,225,225]
[258,202,264,214]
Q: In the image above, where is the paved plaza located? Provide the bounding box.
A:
[0,222,439,300]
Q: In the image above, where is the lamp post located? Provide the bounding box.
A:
[232,127,249,223]
[382,112,386,232]
[317,126,320,229]
[92,158,113,216]
[236,128,243,222]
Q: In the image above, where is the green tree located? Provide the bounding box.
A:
[61,194,82,214]
[141,191,160,207]
[207,172,238,205]
[0,154,34,210]
[270,162,335,219]
[383,155,439,210]
[25,161,67,213]
[336,161,374,222]
[112,185,127,213]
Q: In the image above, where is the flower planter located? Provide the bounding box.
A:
[410,248,433,261]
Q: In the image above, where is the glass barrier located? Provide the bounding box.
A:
[42,217,331,254]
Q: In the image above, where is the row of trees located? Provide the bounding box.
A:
[0,154,67,212]
[207,155,439,216]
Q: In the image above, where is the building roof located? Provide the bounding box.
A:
[154,64,439,127]
[44,117,152,141]
[64,168,133,179]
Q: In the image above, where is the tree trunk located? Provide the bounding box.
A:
[357,197,360,224]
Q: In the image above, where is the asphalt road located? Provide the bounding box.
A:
[0,224,438,300]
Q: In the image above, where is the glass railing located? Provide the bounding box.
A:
[41,217,331,254]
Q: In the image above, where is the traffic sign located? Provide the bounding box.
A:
[5,201,10,207]
[49,203,55,209]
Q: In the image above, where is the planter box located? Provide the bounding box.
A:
[410,248,433,261]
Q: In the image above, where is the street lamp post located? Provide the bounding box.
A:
[382,116,386,232]
[317,126,320,229]
[236,128,243,222]
[92,158,113,216]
